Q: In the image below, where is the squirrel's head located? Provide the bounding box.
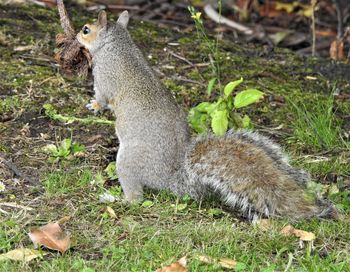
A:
[77,10,129,52]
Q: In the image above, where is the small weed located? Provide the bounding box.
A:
[43,138,86,163]
[188,78,264,135]
[188,6,263,135]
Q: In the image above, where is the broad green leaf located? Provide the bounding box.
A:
[142,200,153,207]
[224,77,243,97]
[210,109,228,136]
[188,109,209,134]
[234,89,264,109]
[242,115,252,128]
[207,78,217,96]
[226,96,234,110]
[57,147,70,158]
[60,138,72,152]
[193,102,212,113]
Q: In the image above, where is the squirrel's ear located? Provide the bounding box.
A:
[97,10,107,28]
[117,10,129,27]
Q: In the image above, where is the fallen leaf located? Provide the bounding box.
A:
[281,225,316,241]
[330,39,345,61]
[156,256,187,272]
[218,258,237,269]
[106,206,117,219]
[28,222,70,253]
[196,255,240,269]
[293,229,316,241]
[281,225,295,236]
[117,231,129,241]
[197,255,214,264]
[0,248,46,262]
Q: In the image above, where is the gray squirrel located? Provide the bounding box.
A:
[76,10,339,221]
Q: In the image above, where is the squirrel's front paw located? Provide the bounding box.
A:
[86,99,102,114]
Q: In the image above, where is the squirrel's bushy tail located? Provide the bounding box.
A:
[184,130,339,221]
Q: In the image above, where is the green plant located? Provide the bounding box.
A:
[43,138,86,163]
[188,78,264,135]
[104,162,118,180]
[188,5,264,135]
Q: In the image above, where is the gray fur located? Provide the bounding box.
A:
[81,12,338,220]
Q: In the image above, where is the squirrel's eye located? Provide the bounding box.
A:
[82,26,90,35]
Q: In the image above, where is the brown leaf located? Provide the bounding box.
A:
[197,255,214,264]
[28,222,71,253]
[330,39,345,61]
[106,206,117,219]
[281,225,295,236]
[156,256,187,272]
[218,258,237,269]
[293,229,316,241]
[281,225,315,241]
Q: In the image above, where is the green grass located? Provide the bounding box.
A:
[288,95,348,152]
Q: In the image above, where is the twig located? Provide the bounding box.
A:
[182,62,210,69]
[171,76,205,86]
[57,0,75,38]
[311,0,317,56]
[204,4,253,35]
[332,0,344,38]
[0,202,34,211]
[165,48,194,66]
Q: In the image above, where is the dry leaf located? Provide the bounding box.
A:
[281,225,315,241]
[28,222,71,253]
[106,206,117,219]
[196,255,238,269]
[281,225,295,236]
[330,40,345,61]
[0,248,47,262]
[156,256,187,272]
[293,229,316,241]
[197,255,214,263]
[218,258,237,269]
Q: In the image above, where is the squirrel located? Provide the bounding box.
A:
[76,10,339,221]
